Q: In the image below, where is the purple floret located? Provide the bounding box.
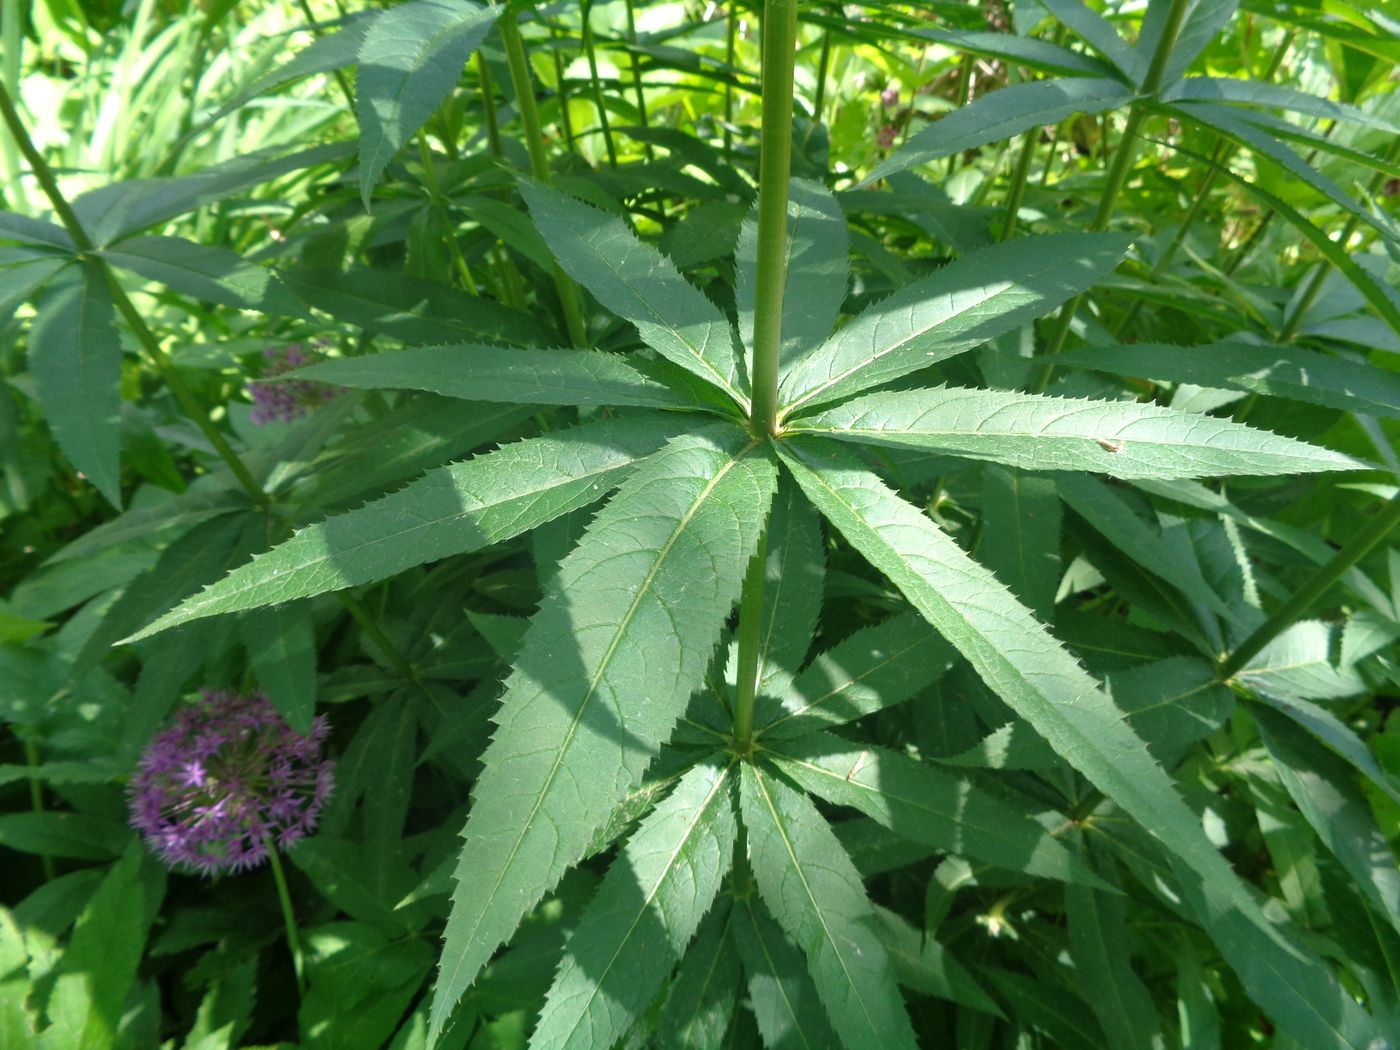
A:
[248,338,341,425]
[129,689,335,875]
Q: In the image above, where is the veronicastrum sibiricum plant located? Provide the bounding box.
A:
[4,0,1400,1047]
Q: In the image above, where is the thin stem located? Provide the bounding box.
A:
[335,591,418,682]
[1000,127,1038,241]
[293,0,356,110]
[580,0,619,168]
[24,738,55,881]
[547,21,577,154]
[266,842,306,994]
[1028,0,1192,391]
[723,4,737,159]
[749,0,799,438]
[730,531,770,751]
[499,8,589,347]
[812,10,833,124]
[622,0,652,159]
[1220,490,1400,680]
[418,136,480,295]
[477,51,503,158]
[0,0,27,211]
[1037,117,1064,189]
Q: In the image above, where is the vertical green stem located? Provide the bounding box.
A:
[266,843,306,994]
[723,3,737,159]
[498,8,589,347]
[1037,118,1065,188]
[732,0,798,753]
[294,0,355,109]
[418,136,480,295]
[1000,127,1038,241]
[623,0,652,158]
[580,0,619,168]
[729,532,770,750]
[1220,490,1400,680]
[748,0,799,438]
[0,0,26,211]
[812,10,833,124]
[477,51,503,158]
[24,738,55,881]
[548,21,577,154]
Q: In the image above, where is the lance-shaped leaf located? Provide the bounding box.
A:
[531,760,738,1050]
[752,479,826,690]
[295,344,705,411]
[1255,707,1400,937]
[916,28,1119,78]
[979,466,1061,621]
[657,902,743,1050]
[756,613,954,738]
[732,896,841,1050]
[863,78,1133,185]
[789,385,1361,479]
[355,0,499,203]
[1036,0,1143,82]
[1163,76,1400,132]
[519,179,747,406]
[736,178,849,369]
[29,260,123,508]
[767,734,1096,885]
[1059,341,1400,419]
[1137,0,1238,87]
[777,437,1379,1046]
[740,762,918,1050]
[777,233,1130,418]
[124,414,688,640]
[100,236,299,313]
[429,431,776,1042]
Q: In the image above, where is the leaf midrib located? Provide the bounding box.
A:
[437,441,757,999]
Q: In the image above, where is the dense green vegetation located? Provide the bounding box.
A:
[2,0,1400,1047]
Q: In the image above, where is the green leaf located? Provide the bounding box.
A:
[767,734,1097,885]
[299,922,433,1050]
[863,78,1133,185]
[979,467,1061,622]
[777,437,1384,1048]
[1255,706,1400,936]
[28,260,123,507]
[753,480,826,690]
[869,904,1000,1016]
[241,605,318,734]
[1249,692,1400,806]
[1106,656,1234,769]
[793,385,1359,479]
[777,234,1131,418]
[732,895,841,1050]
[429,430,776,1042]
[1059,341,1400,419]
[72,143,353,247]
[914,28,1120,78]
[1138,0,1238,87]
[657,903,743,1050]
[0,907,37,1047]
[0,211,74,250]
[100,236,298,313]
[1035,0,1143,82]
[519,179,747,406]
[295,344,702,411]
[355,0,499,204]
[124,414,686,640]
[1169,101,1400,245]
[0,257,71,318]
[756,613,954,739]
[740,762,918,1050]
[1234,620,1368,703]
[1163,76,1399,132]
[1065,846,1165,1050]
[737,178,849,369]
[39,847,165,1050]
[531,760,738,1050]
[1156,138,1400,340]
[278,268,551,348]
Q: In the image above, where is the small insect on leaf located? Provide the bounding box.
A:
[1096,438,1124,453]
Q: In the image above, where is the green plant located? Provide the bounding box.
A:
[2,1,1399,1047]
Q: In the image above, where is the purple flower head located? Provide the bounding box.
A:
[880,85,899,108]
[248,338,342,425]
[876,124,898,149]
[129,689,335,875]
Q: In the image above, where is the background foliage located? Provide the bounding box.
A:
[2,0,1400,1048]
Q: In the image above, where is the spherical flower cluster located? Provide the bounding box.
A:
[248,339,341,425]
[129,690,335,875]
[880,85,899,107]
